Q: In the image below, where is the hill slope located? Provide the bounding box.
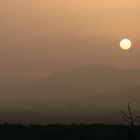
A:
[1,64,140,102]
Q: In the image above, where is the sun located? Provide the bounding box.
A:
[120,39,132,50]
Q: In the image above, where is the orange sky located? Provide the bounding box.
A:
[0,0,140,83]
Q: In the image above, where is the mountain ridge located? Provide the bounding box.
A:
[1,64,140,102]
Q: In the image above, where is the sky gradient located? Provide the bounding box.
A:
[0,0,140,83]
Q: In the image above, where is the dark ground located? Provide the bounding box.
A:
[0,123,140,140]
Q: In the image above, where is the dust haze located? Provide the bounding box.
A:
[0,0,140,83]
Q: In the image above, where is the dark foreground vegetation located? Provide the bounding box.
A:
[0,123,140,140]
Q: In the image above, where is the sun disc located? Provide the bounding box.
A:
[120,39,132,50]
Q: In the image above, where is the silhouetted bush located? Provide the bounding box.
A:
[0,123,139,140]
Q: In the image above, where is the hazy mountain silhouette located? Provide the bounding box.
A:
[0,64,140,123]
[1,85,140,124]
[49,84,140,110]
[1,64,140,102]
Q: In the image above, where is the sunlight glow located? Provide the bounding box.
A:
[120,39,132,50]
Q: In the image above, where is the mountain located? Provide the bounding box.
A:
[49,85,140,110]
[1,64,140,102]
[1,85,140,124]
[0,64,140,123]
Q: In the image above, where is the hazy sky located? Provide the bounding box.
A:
[0,0,140,83]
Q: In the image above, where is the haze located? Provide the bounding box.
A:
[0,0,140,83]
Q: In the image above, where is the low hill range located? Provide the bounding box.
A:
[0,64,140,123]
[1,64,140,101]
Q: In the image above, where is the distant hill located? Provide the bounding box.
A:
[0,65,140,124]
[1,64,140,102]
[0,85,140,124]
[48,84,140,110]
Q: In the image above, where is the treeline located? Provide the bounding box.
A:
[0,123,140,140]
